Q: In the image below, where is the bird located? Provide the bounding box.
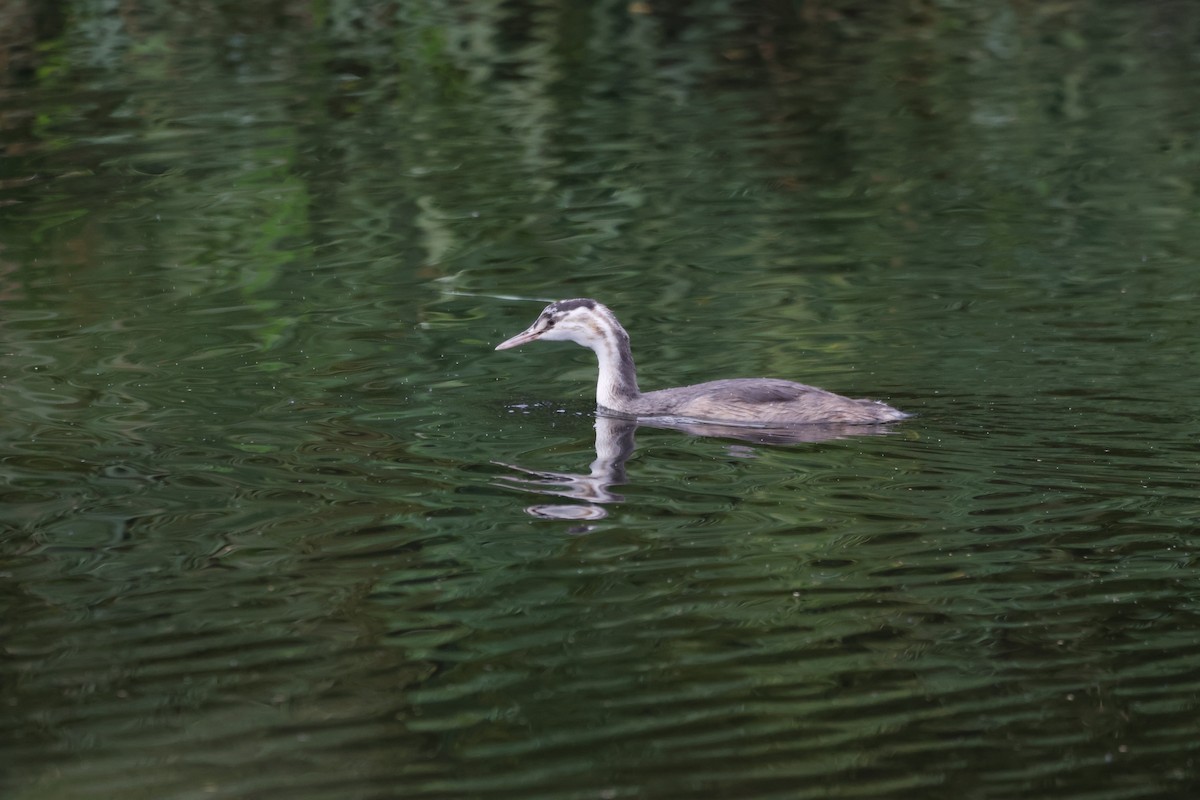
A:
[494,298,909,427]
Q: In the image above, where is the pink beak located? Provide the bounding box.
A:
[495,327,543,351]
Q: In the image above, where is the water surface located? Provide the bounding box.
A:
[2,3,1200,799]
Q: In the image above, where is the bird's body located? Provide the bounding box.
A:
[624,378,905,425]
[495,298,909,427]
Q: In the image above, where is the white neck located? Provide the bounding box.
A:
[594,336,637,410]
[580,309,640,411]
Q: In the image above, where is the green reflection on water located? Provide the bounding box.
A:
[2,2,1200,799]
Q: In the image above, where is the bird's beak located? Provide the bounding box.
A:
[494,326,543,351]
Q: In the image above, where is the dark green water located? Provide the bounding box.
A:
[3,2,1200,798]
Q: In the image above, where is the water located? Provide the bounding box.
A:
[3,2,1200,798]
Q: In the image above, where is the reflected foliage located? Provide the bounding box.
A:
[2,2,1200,799]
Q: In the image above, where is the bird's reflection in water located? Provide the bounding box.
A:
[496,413,901,524]
[495,416,635,525]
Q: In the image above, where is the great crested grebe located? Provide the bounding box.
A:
[495,299,910,427]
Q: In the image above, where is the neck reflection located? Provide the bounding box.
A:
[496,415,637,523]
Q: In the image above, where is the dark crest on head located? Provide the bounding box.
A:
[549,298,596,315]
